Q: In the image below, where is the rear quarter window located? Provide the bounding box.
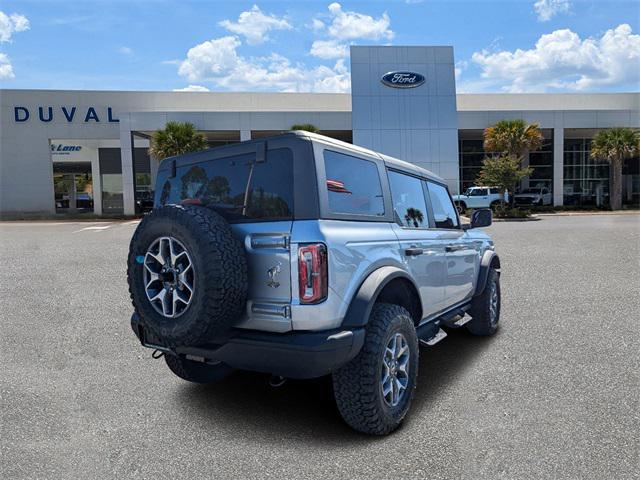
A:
[324,150,384,216]
[157,148,294,222]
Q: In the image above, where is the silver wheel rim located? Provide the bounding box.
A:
[381,332,410,407]
[489,282,499,325]
[143,236,195,318]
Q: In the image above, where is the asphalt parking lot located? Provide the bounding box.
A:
[1,214,639,479]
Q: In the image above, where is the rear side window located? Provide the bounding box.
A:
[426,182,459,229]
[324,150,384,216]
[158,148,293,222]
[490,188,500,194]
[388,170,428,228]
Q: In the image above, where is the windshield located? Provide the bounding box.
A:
[519,188,540,194]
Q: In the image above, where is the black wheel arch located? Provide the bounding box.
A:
[474,250,501,297]
[341,266,423,328]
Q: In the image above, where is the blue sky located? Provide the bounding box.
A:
[0,0,638,93]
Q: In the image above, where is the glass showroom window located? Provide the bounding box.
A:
[99,148,124,214]
[622,153,640,207]
[528,135,554,190]
[563,138,610,207]
[460,131,554,194]
[458,137,486,193]
[134,148,153,213]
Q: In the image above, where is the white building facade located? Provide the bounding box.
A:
[1,46,638,216]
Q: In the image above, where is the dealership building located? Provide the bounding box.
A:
[1,46,638,216]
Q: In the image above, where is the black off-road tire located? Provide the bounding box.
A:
[332,303,419,435]
[467,268,501,336]
[127,204,248,347]
[490,200,501,211]
[456,201,467,214]
[165,354,234,384]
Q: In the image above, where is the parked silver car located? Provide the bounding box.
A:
[127,131,502,435]
[514,186,553,206]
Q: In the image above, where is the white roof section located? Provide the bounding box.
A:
[2,89,638,113]
[0,89,351,112]
[456,93,639,111]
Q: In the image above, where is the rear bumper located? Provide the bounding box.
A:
[131,313,365,379]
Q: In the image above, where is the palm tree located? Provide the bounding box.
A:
[483,119,544,159]
[404,207,424,228]
[291,123,320,133]
[149,121,208,160]
[590,128,640,210]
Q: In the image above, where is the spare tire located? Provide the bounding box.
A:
[127,205,248,347]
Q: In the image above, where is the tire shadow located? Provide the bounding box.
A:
[174,327,497,443]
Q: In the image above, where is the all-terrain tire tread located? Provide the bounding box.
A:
[467,268,500,336]
[332,303,418,435]
[127,205,248,347]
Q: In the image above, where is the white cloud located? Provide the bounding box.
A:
[471,24,640,92]
[309,3,393,59]
[0,52,14,79]
[0,11,29,43]
[325,3,393,41]
[454,60,468,80]
[310,39,348,59]
[173,85,210,92]
[177,35,350,93]
[219,5,291,45]
[533,0,570,22]
[178,36,244,81]
[311,18,325,32]
[118,46,133,55]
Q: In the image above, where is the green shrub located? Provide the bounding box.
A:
[493,206,532,218]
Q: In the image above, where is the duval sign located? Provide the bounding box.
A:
[381,71,425,89]
[13,106,119,123]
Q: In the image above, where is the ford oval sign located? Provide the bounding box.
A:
[381,71,425,89]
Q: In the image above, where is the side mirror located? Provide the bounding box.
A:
[468,208,492,229]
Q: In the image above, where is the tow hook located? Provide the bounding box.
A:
[269,375,287,388]
[152,349,165,359]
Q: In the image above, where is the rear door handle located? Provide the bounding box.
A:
[445,244,465,252]
[405,247,424,256]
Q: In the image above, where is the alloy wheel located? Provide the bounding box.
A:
[381,332,410,407]
[143,236,195,318]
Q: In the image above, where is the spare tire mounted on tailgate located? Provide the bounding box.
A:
[127,204,248,347]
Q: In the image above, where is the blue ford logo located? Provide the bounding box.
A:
[381,71,425,88]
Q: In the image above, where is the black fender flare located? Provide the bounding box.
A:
[474,250,501,297]
[341,266,422,328]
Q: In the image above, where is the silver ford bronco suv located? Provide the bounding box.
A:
[127,131,501,435]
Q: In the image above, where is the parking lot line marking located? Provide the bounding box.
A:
[72,225,112,233]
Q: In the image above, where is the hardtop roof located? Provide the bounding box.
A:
[292,131,445,184]
[159,130,445,184]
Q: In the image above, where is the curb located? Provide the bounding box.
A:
[535,211,639,217]
[492,216,541,222]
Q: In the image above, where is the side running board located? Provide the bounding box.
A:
[450,315,472,327]
[419,328,447,346]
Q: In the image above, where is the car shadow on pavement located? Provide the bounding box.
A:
[174,328,496,442]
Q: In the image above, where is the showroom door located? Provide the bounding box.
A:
[52,162,94,213]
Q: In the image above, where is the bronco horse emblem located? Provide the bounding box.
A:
[266,263,282,288]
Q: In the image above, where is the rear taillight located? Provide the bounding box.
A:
[298,243,328,304]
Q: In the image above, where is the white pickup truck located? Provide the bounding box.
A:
[452,187,507,212]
